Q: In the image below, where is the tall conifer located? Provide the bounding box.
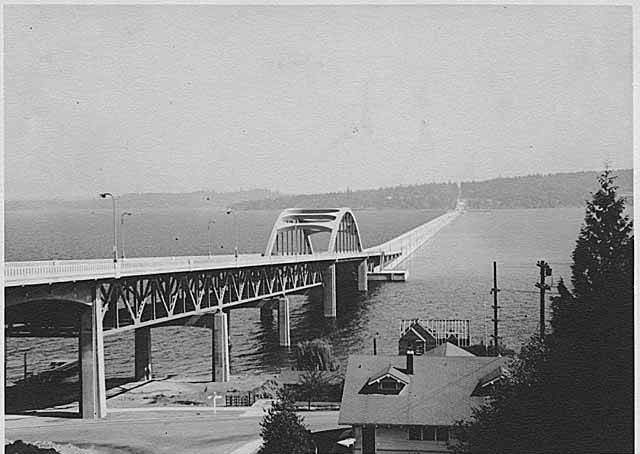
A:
[451,170,634,453]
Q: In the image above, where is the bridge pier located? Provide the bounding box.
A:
[134,327,152,381]
[260,303,273,322]
[212,311,230,382]
[79,300,107,419]
[323,264,336,318]
[226,309,232,351]
[358,259,368,292]
[278,296,291,347]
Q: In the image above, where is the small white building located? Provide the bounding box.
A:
[338,345,507,454]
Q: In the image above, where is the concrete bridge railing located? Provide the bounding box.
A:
[5,252,381,286]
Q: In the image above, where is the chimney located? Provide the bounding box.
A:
[406,349,414,375]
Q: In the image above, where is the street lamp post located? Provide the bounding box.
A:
[225,209,238,264]
[208,220,216,257]
[120,212,132,259]
[99,192,118,263]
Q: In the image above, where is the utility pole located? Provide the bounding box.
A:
[535,260,552,340]
[490,261,500,356]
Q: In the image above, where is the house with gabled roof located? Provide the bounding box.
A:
[339,347,508,454]
[398,320,436,355]
[398,320,470,356]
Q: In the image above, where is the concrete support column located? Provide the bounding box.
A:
[278,296,291,347]
[323,264,336,318]
[212,311,230,382]
[134,327,152,381]
[358,259,368,292]
[379,252,385,270]
[226,309,232,349]
[78,299,107,419]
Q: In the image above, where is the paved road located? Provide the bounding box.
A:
[5,408,342,454]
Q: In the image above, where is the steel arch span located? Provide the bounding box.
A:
[264,208,363,256]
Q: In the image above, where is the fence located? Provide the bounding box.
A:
[225,391,256,407]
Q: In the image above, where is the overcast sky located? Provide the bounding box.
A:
[4,5,632,200]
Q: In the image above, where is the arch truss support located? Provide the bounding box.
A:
[264,208,364,256]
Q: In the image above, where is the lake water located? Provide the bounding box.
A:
[5,207,589,382]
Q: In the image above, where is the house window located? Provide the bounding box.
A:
[423,426,436,441]
[408,426,422,440]
[407,426,450,442]
[379,378,399,391]
[436,426,450,442]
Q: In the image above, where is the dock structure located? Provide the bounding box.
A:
[5,207,459,419]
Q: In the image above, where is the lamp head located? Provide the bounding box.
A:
[99,192,112,199]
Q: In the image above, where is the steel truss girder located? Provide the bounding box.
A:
[97,262,326,334]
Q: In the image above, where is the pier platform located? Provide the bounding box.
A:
[367,270,407,282]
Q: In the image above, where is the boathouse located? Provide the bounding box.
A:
[398,319,470,355]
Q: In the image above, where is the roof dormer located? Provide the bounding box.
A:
[359,364,409,395]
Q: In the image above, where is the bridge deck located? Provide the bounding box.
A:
[4,250,392,287]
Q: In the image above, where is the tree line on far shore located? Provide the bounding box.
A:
[234,169,632,211]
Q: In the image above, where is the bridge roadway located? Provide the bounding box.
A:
[4,250,390,287]
[4,207,461,419]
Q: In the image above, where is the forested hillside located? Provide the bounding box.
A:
[234,183,460,210]
[461,169,632,209]
[8,169,631,212]
[235,169,632,210]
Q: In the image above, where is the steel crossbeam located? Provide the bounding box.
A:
[97,262,326,334]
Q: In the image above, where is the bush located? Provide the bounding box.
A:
[294,339,337,371]
[259,388,315,454]
[6,441,60,454]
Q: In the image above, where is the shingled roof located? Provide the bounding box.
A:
[339,354,509,426]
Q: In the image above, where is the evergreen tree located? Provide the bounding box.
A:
[547,169,634,452]
[451,170,634,453]
[259,388,315,454]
